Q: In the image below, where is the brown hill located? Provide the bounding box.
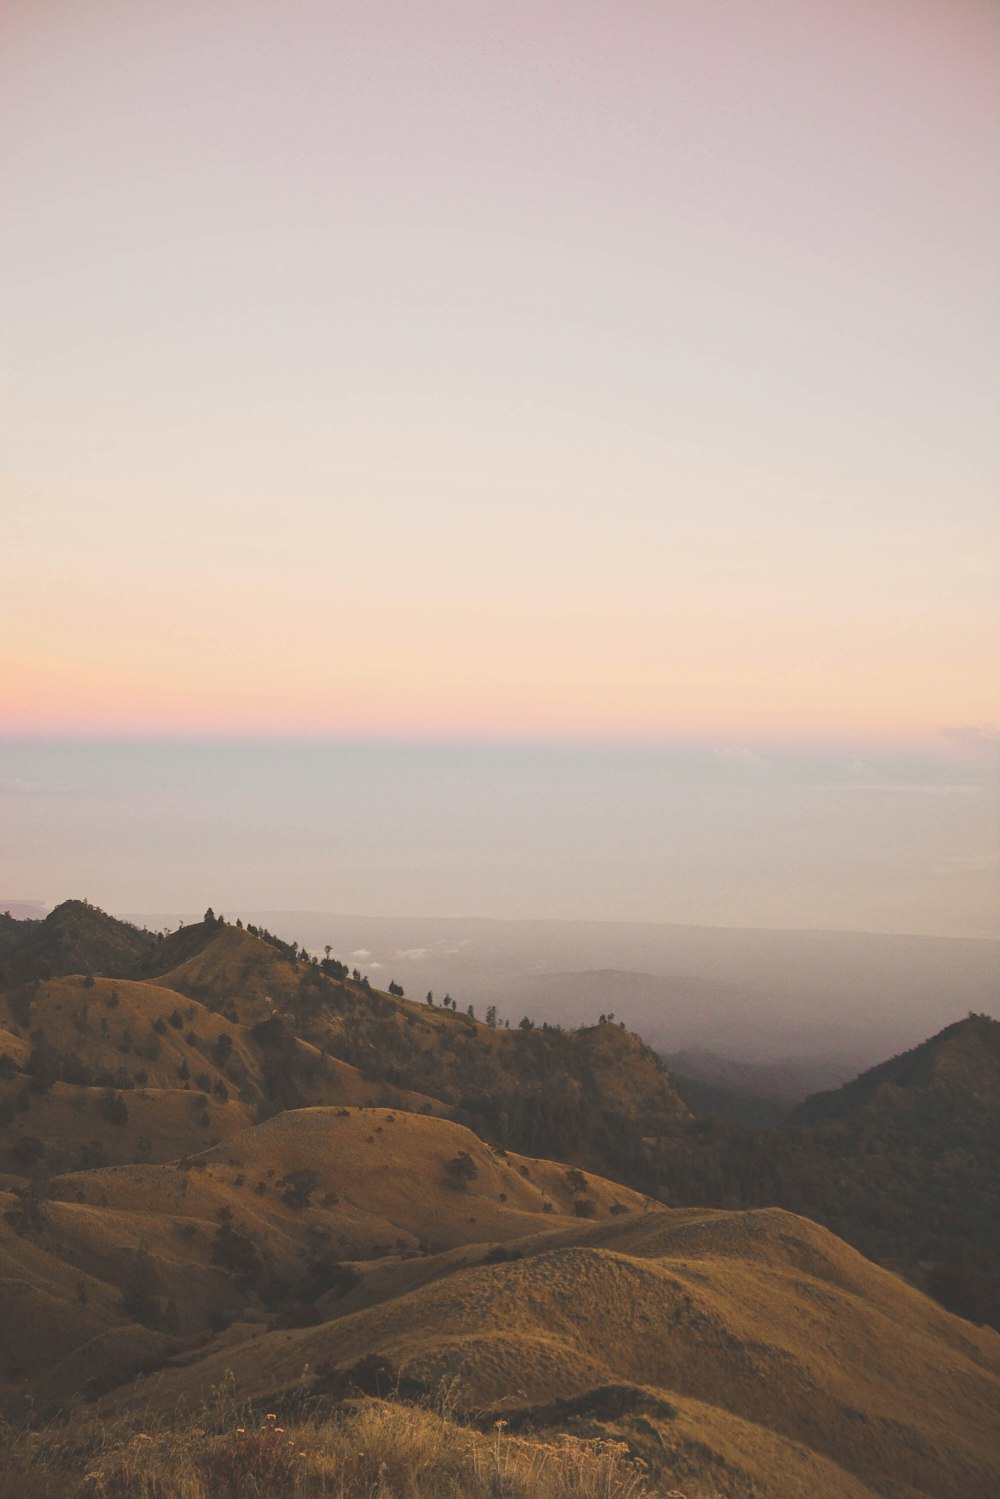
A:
[2,900,998,1497]
[0,972,445,1170]
[0,1108,647,1397]
[635,1015,1000,1331]
[99,1203,1000,1499]
[119,914,692,1176]
[4,1102,997,1495]
[137,917,303,1016]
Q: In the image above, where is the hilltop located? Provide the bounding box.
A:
[790,1012,1000,1124]
[0,900,155,987]
[1,903,689,1178]
[216,909,1000,1061]
[1,899,998,1496]
[3,1152,998,1497]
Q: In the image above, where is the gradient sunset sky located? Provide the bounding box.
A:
[3,0,997,745]
[2,3,998,934]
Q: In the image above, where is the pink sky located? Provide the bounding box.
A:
[2,0,997,743]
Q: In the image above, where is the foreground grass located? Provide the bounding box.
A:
[1,1395,696,1499]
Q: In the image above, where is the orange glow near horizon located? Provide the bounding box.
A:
[4,614,994,747]
[2,0,997,754]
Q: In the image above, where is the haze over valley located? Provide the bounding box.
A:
[114,909,998,1075]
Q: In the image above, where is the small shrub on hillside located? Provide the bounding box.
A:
[213,1033,233,1067]
[443,1151,478,1191]
[279,1168,321,1209]
[10,1133,45,1167]
[211,1222,262,1287]
[119,1248,163,1327]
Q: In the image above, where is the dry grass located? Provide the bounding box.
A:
[0,1392,688,1499]
[93,1217,999,1499]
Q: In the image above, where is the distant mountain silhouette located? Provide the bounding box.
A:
[0,901,49,921]
[214,911,1000,1065]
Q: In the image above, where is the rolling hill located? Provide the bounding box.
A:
[0,900,997,1497]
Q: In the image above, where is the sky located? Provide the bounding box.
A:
[2,2,998,933]
[2,737,997,938]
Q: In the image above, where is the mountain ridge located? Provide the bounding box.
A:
[1,898,998,1497]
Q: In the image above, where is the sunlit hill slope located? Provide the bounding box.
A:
[0,901,997,1498]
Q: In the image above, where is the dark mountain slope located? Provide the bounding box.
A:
[0,900,156,986]
[652,1015,1000,1328]
[669,1071,789,1127]
[790,1012,1000,1124]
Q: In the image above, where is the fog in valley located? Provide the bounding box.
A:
[124,910,1000,1080]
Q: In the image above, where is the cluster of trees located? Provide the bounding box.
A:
[422,990,470,1014]
[240,919,347,979]
[645,1079,1000,1330]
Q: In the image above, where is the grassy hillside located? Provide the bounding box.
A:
[72,1206,1000,1498]
[3,1396,694,1499]
[0,1106,647,1403]
[4,1159,998,1496]
[652,1015,1000,1329]
[3,907,996,1333]
[2,900,998,1497]
[148,918,693,1161]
